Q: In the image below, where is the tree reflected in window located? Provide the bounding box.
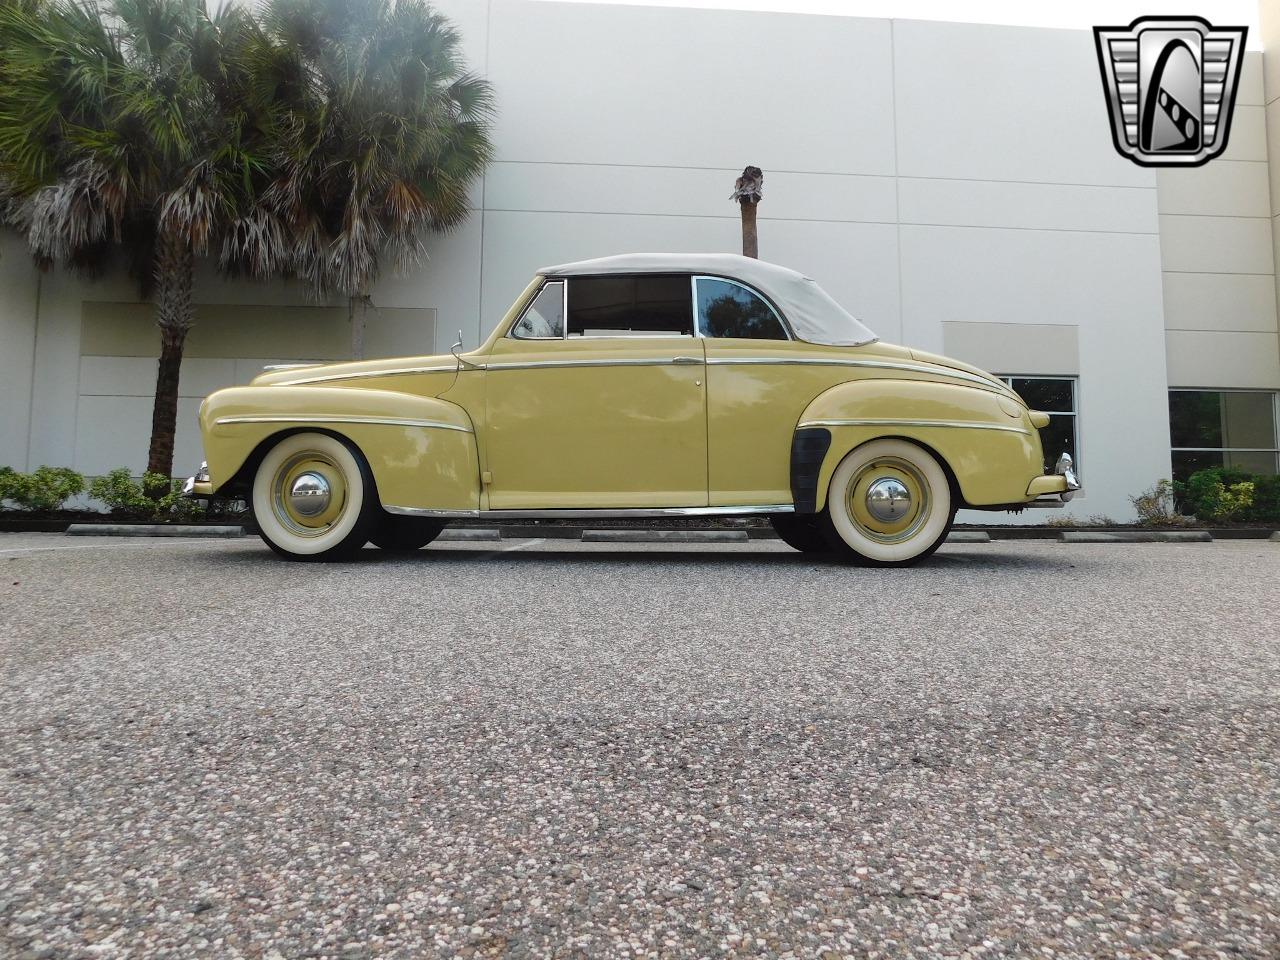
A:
[696,278,787,340]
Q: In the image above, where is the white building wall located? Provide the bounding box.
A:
[3,0,1274,523]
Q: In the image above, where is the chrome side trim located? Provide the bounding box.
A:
[706,356,1007,391]
[215,415,473,433]
[384,507,482,518]
[383,504,794,519]
[274,364,459,386]
[800,417,1030,436]
[484,357,702,371]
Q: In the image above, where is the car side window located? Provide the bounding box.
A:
[696,277,788,341]
[567,275,693,337]
[511,281,565,339]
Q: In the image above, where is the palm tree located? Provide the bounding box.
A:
[252,0,494,357]
[0,0,284,486]
[0,0,494,483]
[731,165,763,259]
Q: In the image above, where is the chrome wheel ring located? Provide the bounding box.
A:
[846,456,931,545]
[270,452,348,537]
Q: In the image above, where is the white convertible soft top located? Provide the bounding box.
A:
[538,253,879,346]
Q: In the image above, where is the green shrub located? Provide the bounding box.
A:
[0,465,85,511]
[88,468,204,520]
[1179,467,1277,523]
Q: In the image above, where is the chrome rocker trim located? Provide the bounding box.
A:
[384,504,796,520]
[214,415,473,433]
[799,417,1030,436]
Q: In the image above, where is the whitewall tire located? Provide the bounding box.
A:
[252,432,377,561]
[821,439,954,566]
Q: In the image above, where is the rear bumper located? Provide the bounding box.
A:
[1025,452,1081,506]
[182,461,214,499]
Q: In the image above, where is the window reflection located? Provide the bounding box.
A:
[696,278,787,340]
[512,281,564,339]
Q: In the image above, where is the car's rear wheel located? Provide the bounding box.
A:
[252,432,378,561]
[370,515,446,553]
[770,515,831,553]
[821,439,954,567]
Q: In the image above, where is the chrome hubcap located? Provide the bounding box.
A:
[865,477,912,523]
[288,472,331,517]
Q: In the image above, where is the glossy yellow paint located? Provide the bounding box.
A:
[199,385,479,512]
[195,272,1064,515]
[1027,474,1071,497]
[801,378,1045,509]
[482,336,707,508]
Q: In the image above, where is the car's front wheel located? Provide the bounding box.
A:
[252,432,378,561]
[370,515,446,553]
[821,439,954,567]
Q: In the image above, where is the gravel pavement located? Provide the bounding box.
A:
[2,532,1279,959]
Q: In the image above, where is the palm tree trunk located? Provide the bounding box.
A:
[145,230,194,490]
[350,295,364,359]
[350,293,371,359]
[740,201,759,258]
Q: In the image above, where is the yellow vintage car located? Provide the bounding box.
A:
[187,254,1078,565]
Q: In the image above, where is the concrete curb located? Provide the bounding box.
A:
[1271,531,1280,542]
[583,529,749,543]
[1059,530,1213,543]
[66,523,247,539]
[436,528,502,542]
[946,531,991,543]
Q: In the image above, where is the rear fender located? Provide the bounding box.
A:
[797,379,1044,510]
[199,386,480,513]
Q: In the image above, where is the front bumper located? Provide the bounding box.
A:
[1025,453,1081,506]
[182,461,214,499]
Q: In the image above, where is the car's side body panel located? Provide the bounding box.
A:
[702,338,1041,509]
[798,378,1044,509]
[200,385,481,512]
[480,336,709,509]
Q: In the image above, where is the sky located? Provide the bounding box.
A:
[537,0,1265,46]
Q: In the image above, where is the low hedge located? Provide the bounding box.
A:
[1177,468,1280,524]
[0,465,231,520]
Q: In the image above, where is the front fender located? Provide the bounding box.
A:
[797,379,1044,510]
[199,385,480,513]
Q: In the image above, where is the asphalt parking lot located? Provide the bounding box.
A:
[2,533,1279,959]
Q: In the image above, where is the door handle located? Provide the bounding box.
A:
[671,356,702,365]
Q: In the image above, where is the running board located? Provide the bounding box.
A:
[384,504,796,520]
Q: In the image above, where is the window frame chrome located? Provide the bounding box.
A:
[691,274,794,341]
[504,272,798,342]
[508,278,568,341]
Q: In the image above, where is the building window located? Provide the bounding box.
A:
[999,376,1079,474]
[1168,389,1279,481]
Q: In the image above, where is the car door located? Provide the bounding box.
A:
[482,274,708,510]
